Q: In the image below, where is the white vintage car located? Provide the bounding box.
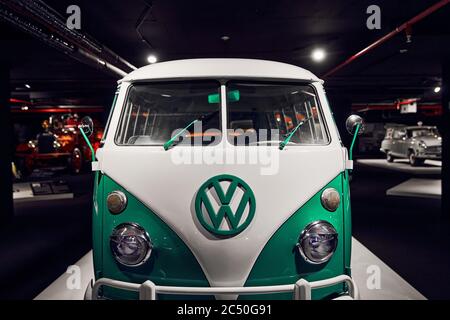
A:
[381,125,442,166]
[80,58,362,300]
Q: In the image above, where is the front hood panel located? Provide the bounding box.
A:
[415,136,442,147]
[100,146,344,287]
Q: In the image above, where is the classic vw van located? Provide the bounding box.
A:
[81,59,363,300]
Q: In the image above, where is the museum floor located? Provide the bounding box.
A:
[351,161,447,299]
[1,162,448,299]
[0,174,93,299]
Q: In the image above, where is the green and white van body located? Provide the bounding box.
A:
[87,59,358,300]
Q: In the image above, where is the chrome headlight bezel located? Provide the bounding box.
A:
[107,191,128,214]
[110,222,152,267]
[297,220,338,265]
[320,188,340,212]
[418,141,427,149]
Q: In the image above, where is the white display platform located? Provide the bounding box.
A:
[13,182,73,202]
[357,159,441,175]
[12,182,34,200]
[35,238,425,300]
[386,178,441,199]
[351,239,425,300]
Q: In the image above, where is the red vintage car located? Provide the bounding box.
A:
[15,114,103,175]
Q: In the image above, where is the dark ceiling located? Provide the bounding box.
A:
[1,0,450,105]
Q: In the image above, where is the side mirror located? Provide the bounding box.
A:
[80,116,94,137]
[78,116,96,162]
[345,115,365,163]
[345,115,365,136]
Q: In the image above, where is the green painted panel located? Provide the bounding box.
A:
[240,173,346,300]
[94,175,211,299]
[92,172,104,280]
[342,170,352,273]
[93,173,350,300]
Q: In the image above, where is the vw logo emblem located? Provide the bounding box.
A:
[195,174,256,236]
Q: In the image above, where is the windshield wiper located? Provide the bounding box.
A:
[279,115,314,150]
[163,110,219,150]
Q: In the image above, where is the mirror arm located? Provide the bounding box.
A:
[349,123,361,161]
[79,126,96,162]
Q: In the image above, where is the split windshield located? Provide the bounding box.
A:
[115,81,221,146]
[226,82,328,146]
[115,81,329,146]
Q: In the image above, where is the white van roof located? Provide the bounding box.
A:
[122,58,320,82]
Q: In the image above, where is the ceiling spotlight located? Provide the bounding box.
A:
[434,86,441,93]
[25,84,31,89]
[147,55,157,64]
[221,35,230,41]
[311,48,326,62]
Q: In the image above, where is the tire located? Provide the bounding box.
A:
[386,152,394,163]
[408,150,424,166]
[70,148,83,174]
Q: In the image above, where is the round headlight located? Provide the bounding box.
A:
[298,221,338,264]
[320,188,340,212]
[107,191,127,214]
[419,141,427,149]
[110,223,152,266]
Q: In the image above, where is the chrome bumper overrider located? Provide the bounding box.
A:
[89,274,359,300]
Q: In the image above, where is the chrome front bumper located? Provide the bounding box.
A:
[416,153,441,159]
[88,274,359,300]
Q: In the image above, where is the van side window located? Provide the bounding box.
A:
[385,128,393,139]
[101,89,119,144]
[393,129,405,139]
